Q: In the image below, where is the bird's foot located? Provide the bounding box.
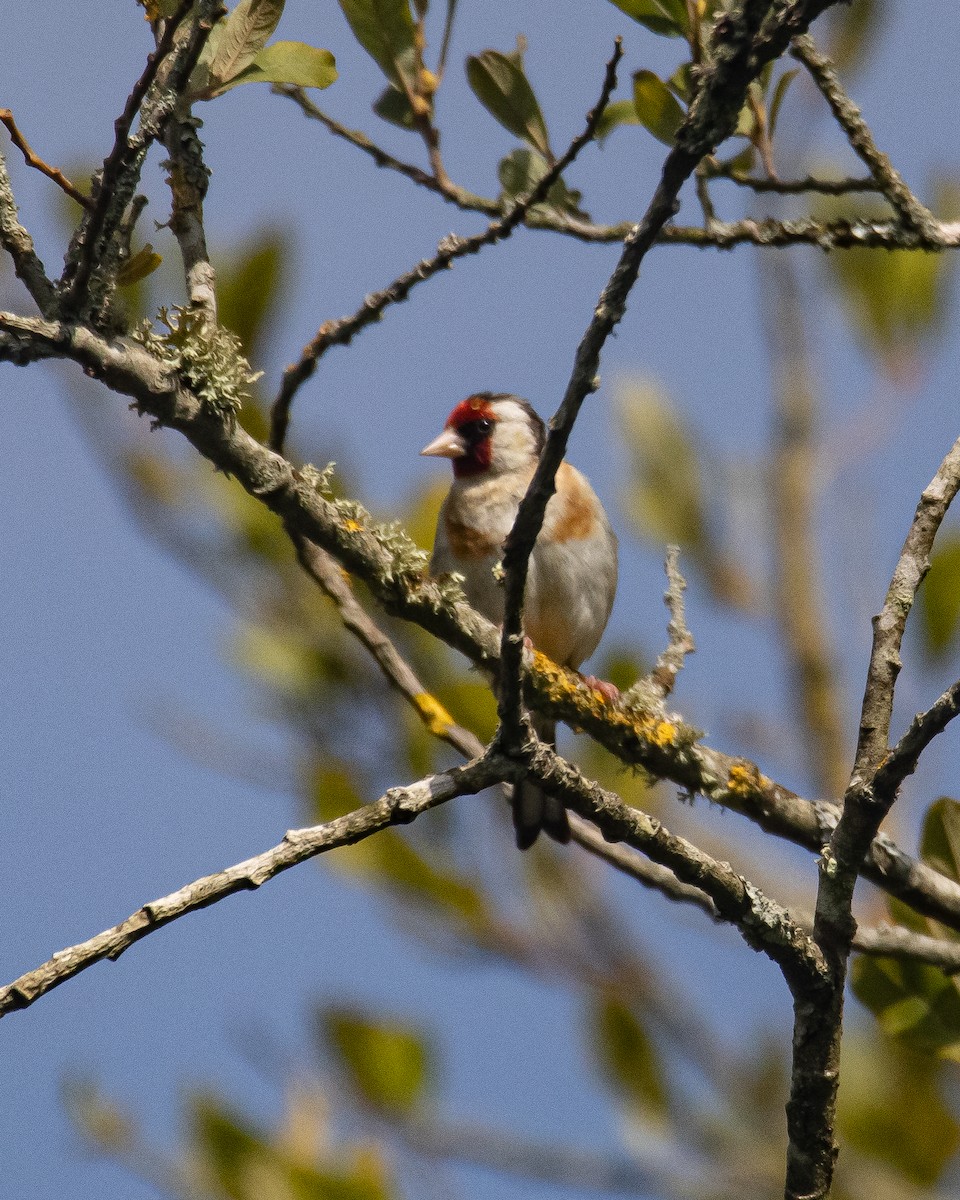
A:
[580,674,620,703]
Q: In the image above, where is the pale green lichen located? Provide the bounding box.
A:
[303,461,434,588]
[132,306,261,417]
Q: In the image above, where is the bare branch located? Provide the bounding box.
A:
[0,759,496,1018]
[853,923,960,975]
[790,34,937,235]
[292,533,483,762]
[874,678,960,805]
[0,108,92,210]
[60,0,221,318]
[712,166,879,194]
[162,111,217,322]
[0,149,55,313]
[268,39,625,454]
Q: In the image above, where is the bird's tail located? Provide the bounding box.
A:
[511,715,570,850]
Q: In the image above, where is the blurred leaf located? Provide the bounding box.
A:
[592,993,670,1121]
[916,533,960,662]
[666,62,693,103]
[632,70,685,145]
[604,0,688,38]
[63,1078,134,1154]
[618,382,707,553]
[466,45,552,159]
[595,98,643,141]
[851,954,960,1061]
[920,796,960,884]
[768,68,797,136]
[825,0,885,77]
[338,0,418,91]
[192,1094,392,1200]
[116,244,162,287]
[820,184,959,384]
[497,147,588,219]
[216,41,338,93]
[193,1096,270,1197]
[838,1036,960,1186]
[322,1008,433,1117]
[217,227,288,359]
[373,83,417,129]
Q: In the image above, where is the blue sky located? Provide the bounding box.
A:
[3,2,960,1198]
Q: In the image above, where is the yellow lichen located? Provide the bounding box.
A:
[728,760,764,796]
[413,691,455,738]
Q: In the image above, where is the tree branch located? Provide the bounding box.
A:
[268,39,624,454]
[790,34,937,235]
[0,108,92,210]
[0,149,56,314]
[59,0,221,319]
[0,758,497,1018]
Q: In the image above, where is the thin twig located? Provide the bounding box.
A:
[274,86,500,216]
[716,167,879,194]
[0,759,495,1018]
[0,149,55,313]
[0,109,93,210]
[292,533,482,760]
[268,38,624,454]
[854,437,960,781]
[790,34,937,235]
[873,678,960,805]
[163,111,217,322]
[853,923,960,975]
[784,436,960,1200]
[60,0,218,315]
[497,0,804,752]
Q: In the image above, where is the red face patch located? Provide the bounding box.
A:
[446,395,496,430]
[447,395,497,478]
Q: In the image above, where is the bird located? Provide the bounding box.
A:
[421,392,618,849]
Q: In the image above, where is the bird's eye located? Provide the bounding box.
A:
[459,416,494,444]
[474,418,493,436]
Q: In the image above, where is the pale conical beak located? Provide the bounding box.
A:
[420,428,466,458]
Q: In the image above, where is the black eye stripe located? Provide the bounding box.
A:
[460,417,494,443]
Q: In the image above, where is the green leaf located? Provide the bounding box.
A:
[632,69,685,145]
[820,188,957,383]
[204,0,284,87]
[338,0,418,91]
[217,41,337,92]
[217,228,288,360]
[595,98,643,141]
[920,797,960,883]
[768,68,797,136]
[838,1035,960,1187]
[852,954,960,1062]
[916,533,960,662]
[604,0,688,38]
[322,1008,433,1116]
[373,83,417,129]
[466,46,552,159]
[591,994,670,1120]
[825,0,886,77]
[497,147,587,219]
